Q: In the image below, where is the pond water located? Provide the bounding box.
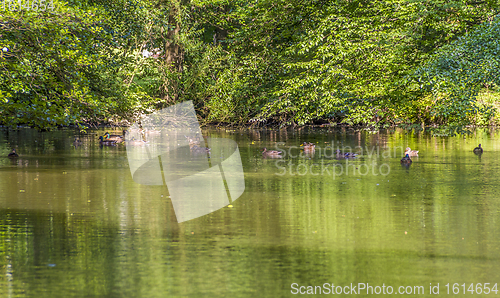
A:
[1,127,500,297]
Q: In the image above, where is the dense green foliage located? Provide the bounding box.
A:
[415,16,500,127]
[1,0,499,129]
[0,0,161,128]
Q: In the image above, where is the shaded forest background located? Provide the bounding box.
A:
[1,0,500,133]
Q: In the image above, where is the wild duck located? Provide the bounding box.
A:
[145,128,161,136]
[185,136,201,148]
[473,144,483,154]
[7,149,18,158]
[344,152,358,158]
[184,136,209,153]
[99,136,117,146]
[126,137,147,146]
[405,147,419,156]
[73,138,82,147]
[262,148,282,158]
[336,149,357,158]
[104,131,125,143]
[400,154,412,164]
[190,145,211,154]
[301,142,316,151]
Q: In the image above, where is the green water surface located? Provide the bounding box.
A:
[1,127,499,297]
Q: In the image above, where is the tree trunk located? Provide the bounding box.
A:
[162,0,183,103]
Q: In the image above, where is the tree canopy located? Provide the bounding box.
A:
[1,0,499,130]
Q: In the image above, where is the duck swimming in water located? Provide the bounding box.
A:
[336,149,357,158]
[405,147,419,157]
[103,131,125,143]
[301,142,316,152]
[262,148,282,158]
[7,149,18,158]
[73,137,82,147]
[400,154,412,164]
[99,136,117,146]
[104,133,124,143]
[473,144,483,154]
[126,137,147,146]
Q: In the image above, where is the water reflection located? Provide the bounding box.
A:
[125,102,245,222]
[1,128,500,296]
